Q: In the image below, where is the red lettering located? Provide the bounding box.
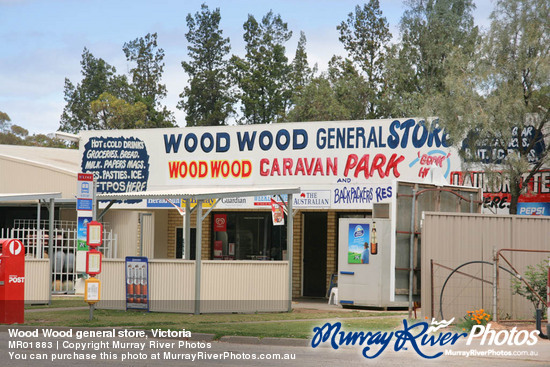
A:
[231,161,241,177]
[370,154,387,178]
[211,161,222,177]
[283,158,293,175]
[344,154,358,176]
[327,157,337,176]
[242,160,252,178]
[270,158,281,176]
[199,161,208,178]
[189,161,197,177]
[221,161,230,177]
[385,154,405,178]
[313,158,324,175]
[260,159,269,176]
[168,161,180,178]
[180,162,187,177]
[295,158,305,175]
[304,158,315,175]
[355,154,370,178]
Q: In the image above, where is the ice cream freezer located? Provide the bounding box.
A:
[337,218,398,308]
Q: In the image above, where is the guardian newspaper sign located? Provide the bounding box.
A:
[79,119,460,210]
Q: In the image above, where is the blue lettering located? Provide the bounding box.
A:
[399,119,415,148]
[311,319,467,360]
[387,120,400,149]
[316,129,326,149]
[327,128,335,149]
[184,133,198,152]
[356,127,366,148]
[293,129,308,149]
[276,129,290,150]
[237,131,257,151]
[367,127,377,148]
[259,131,273,151]
[412,121,428,148]
[216,132,230,152]
[336,128,345,149]
[200,133,214,153]
[163,134,182,153]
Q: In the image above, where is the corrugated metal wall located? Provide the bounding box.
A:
[25,259,50,304]
[201,261,289,313]
[0,157,76,198]
[102,211,139,259]
[96,259,126,309]
[95,260,288,313]
[421,212,550,321]
[149,260,195,313]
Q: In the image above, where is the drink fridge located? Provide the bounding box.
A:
[337,218,393,308]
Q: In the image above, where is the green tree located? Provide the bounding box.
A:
[123,33,175,127]
[337,0,391,118]
[286,75,348,122]
[179,4,233,126]
[0,111,11,133]
[328,56,370,120]
[231,11,292,124]
[285,31,314,121]
[59,48,130,133]
[91,92,148,129]
[435,0,550,214]
[385,0,478,116]
[512,261,549,318]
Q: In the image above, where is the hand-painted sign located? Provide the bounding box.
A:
[79,119,460,210]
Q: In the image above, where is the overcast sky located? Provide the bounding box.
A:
[0,0,494,135]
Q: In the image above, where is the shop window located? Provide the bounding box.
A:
[211,212,287,260]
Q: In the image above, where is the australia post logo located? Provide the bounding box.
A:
[9,275,25,284]
[8,241,22,256]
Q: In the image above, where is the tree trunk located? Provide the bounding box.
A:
[508,176,522,215]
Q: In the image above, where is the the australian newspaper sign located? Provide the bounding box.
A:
[79,119,459,210]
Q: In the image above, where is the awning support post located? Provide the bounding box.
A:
[287,194,293,312]
[194,200,203,315]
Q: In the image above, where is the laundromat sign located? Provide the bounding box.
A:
[79,119,460,209]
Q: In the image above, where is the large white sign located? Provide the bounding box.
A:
[79,119,460,209]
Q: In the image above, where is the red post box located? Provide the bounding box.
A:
[0,239,25,324]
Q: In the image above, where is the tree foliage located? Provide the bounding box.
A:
[179,4,233,126]
[230,11,292,124]
[91,92,148,129]
[1,111,66,147]
[512,261,549,317]
[123,33,175,127]
[337,0,391,118]
[434,0,550,214]
[386,0,478,117]
[60,48,130,133]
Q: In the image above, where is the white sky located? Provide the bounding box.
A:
[0,0,494,134]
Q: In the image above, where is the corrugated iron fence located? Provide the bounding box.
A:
[421,212,550,321]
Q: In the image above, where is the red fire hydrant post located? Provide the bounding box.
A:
[0,239,25,324]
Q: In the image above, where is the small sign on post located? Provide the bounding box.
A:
[86,250,102,275]
[86,221,103,248]
[85,220,103,321]
[84,278,101,305]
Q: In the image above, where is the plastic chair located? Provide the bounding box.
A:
[328,287,339,305]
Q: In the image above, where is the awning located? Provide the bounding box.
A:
[96,186,300,201]
[0,192,62,202]
[97,185,300,314]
